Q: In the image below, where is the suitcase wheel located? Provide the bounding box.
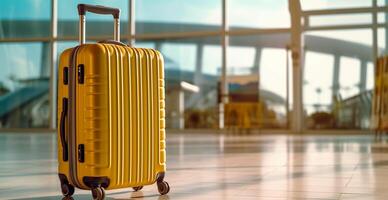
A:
[61,183,75,197]
[157,181,170,195]
[132,186,143,191]
[91,186,105,200]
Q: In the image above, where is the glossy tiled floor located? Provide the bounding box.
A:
[1,132,388,199]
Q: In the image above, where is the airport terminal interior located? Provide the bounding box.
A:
[1,0,388,199]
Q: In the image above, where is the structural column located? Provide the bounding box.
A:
[332,55,340,99]
[49,0,57,129]
[220,0,229,129]
[155,42,162,51]
[372,0,378,59]
[184,43,204,110]
[194,44,204,86]
[252,47,262,73]
[286,47,291,128]
[128,0,136,46]
[178,90,185,129]
[289,0,304,133]
[41,42,51,77]
[359,60,367,92]
[253,47,262,99]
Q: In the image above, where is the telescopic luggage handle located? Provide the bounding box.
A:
[77,4,121,44]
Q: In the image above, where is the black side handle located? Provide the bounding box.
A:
[60,98,69,161]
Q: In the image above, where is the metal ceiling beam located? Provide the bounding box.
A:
[302,6,388,16]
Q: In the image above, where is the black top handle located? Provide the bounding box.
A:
[77,4,121,44]
[77,4,120,19]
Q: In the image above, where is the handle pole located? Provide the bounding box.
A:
[79,15,86,44]
[77,4,121,44]
[114,18,120,42]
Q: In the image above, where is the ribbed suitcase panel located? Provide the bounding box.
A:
[154,50,166,166]
[141,49,150,183]
[147,50,154,183]
[133,47,142,184]
[129,47,139,185]
[78,47,110,171]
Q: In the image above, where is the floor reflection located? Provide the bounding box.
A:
[1,133,388,199]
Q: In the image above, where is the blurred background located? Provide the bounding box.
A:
[0,0,387,133]
[2,1,388,199]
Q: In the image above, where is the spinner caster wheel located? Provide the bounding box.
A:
[157,181,170,195]
[61,183,75,197]
[133,186,143,191]
[91,186,105,200]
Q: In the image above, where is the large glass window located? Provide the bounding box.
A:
[304,52,334,116]
[378,0,388,6]
[229,0,290,29]
[339,57,361,99]
[301,0,372,10]
[227,47,256,75]
[306,29,373,45]
[379,28,388,55]
[304,29,373,129]
[366,62,374,91]
[226,35,290,129]
[0,0,51,39]
[136,37,221,129]
[0,0,384,131]
[309,14,372,27]
[0,43,50,128]
[136,0,221,34]
[378,5,388,55]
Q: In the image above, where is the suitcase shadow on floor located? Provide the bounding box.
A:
[12,195,110,200]
[12,192,170,200]
[111,191,170,200]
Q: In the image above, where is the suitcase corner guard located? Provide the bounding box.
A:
[59,173,75,197]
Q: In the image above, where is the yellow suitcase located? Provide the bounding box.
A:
[381,57,388,129]
[371,58,383,131]
[57,4,169,200]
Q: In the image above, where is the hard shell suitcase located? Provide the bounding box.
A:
[381,58,388,129]
[57,4,169,200]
